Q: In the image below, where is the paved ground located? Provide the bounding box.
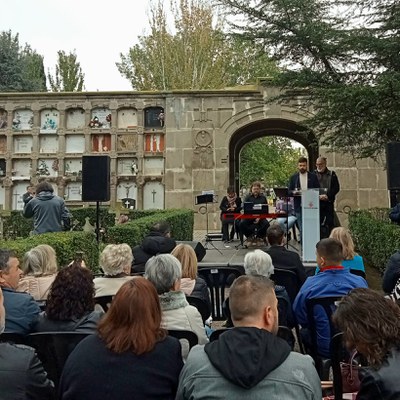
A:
[193,230,316,270]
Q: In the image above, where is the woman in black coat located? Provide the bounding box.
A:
[219,186,242,242]
[59,278,183,400]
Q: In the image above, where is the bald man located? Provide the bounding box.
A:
[177,275,321,399]
[315,157,340,237]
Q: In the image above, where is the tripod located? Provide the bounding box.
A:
[195,193,223,255]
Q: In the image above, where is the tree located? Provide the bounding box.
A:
[216,0,400,158]
[240,137,302,189]
[0,30,46,92]
[117,0,278,90]
[48,50,85,92]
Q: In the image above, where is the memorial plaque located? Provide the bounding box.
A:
[117,134,137,152]
[64,183,82,201]
[39,135,59,153]
[14,136,33,153]
[0,136,6,153]
[144,134,164,152]
[12,159,31,178]
[65,135,85,153]
[143,181,164,210]
[91,134,111,152]
[117,158,138,175]
[13,110,34,131]
[64,159,82,176]
[66,108,85,129]
[89,108,111,129]
[117,182,137,202]
[40,109,59,133]
[12,182,28,210]
[144,157,164,175]
[117,109,137,128]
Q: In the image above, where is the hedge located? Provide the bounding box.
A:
[0,231,100,272]
[107,209,194,248]
[348,208,400,274]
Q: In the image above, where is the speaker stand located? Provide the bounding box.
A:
[96,201,100,243]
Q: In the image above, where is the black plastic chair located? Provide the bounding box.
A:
[168,329,198,350]
[186,296,211,324]
[197,266,243,320]
[28,332,93,388]
[305,296,342,379]
[0,332,27,344]
[270,268,300,304]
[209,328,230,342]
[95,295,113,312]
[350,269,366,279]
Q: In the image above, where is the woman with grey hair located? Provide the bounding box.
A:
[145,254,208,359]
[17,244,58,301]
[94,244,134,297]
[244,249,274,277]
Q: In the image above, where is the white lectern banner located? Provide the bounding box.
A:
[302,189,320,262]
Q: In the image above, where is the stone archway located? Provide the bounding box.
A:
[228,118,319,191]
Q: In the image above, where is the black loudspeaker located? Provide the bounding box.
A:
[176,241,206,262]
[82,155,111,202]
[387,142,400,190]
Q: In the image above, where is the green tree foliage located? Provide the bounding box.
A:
[117,0,278,90]
[0,30,46,92]
[239,137,302,188]
[217,0,400,158]
[48,50,85,92]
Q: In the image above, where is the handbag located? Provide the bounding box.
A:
[340,350,361,393]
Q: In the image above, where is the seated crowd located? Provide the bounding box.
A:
[1,218,400,399]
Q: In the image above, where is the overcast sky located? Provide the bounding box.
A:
[2,0,152,91]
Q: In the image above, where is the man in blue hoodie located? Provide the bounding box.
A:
[176,275,321,400]
[23,181,67,234]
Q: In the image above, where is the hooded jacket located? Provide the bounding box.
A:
[176,327,321,400]
[23,191,66,234]
[131,232,176,273]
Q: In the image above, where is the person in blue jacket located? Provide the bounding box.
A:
[293,238,368,357]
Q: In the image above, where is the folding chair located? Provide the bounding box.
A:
[168,329,199,351]
[186,296,211,324]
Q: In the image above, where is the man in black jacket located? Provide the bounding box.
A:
[131,221,176,273]
[266,225,307,297]
[315,157,340,237]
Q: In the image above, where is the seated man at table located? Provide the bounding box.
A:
[239,181,269,245]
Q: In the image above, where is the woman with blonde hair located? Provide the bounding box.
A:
[94,244,134,297]
[171,243,211,311]
[315,227,365,275]
[17,244,58,301]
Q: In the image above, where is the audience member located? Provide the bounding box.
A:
[382,249,400,294]
[0,287,55,399]
[145,254,208,359]
[22,180,68,234]
[59,278,183,400]
[94,244,134,297]
[314,156,340,237]
[35,264,103,333]
[266,224,307,289]
[224,249,293,329]
[219,185,242,242]
[275,196,297,237]
[131,221,176,273]
[389,194,400,224]
[176,275,321,399]
[386,277,400,304]
[0,249,40,334]
[171,243,211,312]
[293,238,368,357]
[333,288,400,400]
[288,156,320,239]
[314,227,365,275]
[17,244,58,301]
[239,181,270,245]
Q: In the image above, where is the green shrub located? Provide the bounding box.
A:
[0,231,100,273]
[107,209,194,248]
[349,208,400,274]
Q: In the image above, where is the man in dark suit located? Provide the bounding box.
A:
[288,156,320,241]
[266,225,307,297]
